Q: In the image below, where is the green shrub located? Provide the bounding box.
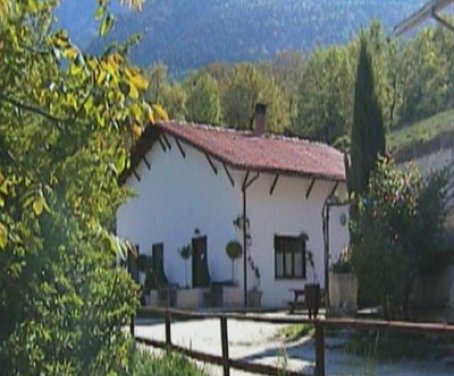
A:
[350,158,451,318]
[131,350,208,376]
[344,330,444,362]
[0,1,146,373]
[279,324,314,342]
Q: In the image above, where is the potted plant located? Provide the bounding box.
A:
[142,255,159,306]
[220,240,243,307]
[329,247,358,315]
[143,268,158,306]
[178,243,192,288]
[225,240,243,284]
[248,286,263,308]
[136,254,149,286]
[247,257,262,308]
[305,250,320,319]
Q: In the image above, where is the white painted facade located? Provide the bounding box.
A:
[117,135,349,307]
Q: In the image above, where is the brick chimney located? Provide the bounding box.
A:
[254,103,267,136]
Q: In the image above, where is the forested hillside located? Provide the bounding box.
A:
[144,22,454,147]
[80,0,425,74]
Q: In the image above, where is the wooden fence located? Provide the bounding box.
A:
[132,306,454,376]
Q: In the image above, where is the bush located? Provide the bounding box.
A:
[131,350,208,376]
[330,247,353,273]
[0,234,140,375]
[225,240,243,260]
[350,158,451,318]
[0,1,145,373]
[279,324,315,342]
[344,330,444,362]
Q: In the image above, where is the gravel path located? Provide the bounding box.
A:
[135,313,454,376]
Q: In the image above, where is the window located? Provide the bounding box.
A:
[274,235,306,279]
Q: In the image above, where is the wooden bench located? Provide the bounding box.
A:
[288,288,305,314]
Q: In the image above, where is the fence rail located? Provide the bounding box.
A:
[133,306,454,376]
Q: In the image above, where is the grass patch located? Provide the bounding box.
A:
[131,350,208,376]
[387,108,454,154]
[344,330,448,363]
[279,324,315,341]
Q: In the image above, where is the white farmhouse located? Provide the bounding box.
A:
[117,106,349,308]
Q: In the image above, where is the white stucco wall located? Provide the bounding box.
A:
[245,174,349,307]
[117,136,349,307]
[117,136,243,287]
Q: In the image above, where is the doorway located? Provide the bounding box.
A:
[192,236,210,287]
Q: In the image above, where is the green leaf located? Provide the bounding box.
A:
[128,82,139,99]
[125,67,148,90]
[95,5,106,20]
[100,13,115,37]
[0,222,7,249]
[152,104,169,122]
[33,197,44,216]
[117,152,127,173]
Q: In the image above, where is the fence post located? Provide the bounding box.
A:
[165,309,172,350]
[220,315,230,376]
[130,314,135,339]
[315,321,325,376]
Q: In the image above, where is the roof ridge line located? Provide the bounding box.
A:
[163,121,338,149]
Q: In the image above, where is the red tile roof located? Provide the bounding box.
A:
[158,121,346,181]
[119,121,346,184]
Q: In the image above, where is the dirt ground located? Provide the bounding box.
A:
[135,312,454,376]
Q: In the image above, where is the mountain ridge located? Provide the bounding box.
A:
[58,0,425,74]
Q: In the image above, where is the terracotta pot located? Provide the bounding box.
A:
[248,290,263,308]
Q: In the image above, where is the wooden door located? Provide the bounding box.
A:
[192,236,209,287]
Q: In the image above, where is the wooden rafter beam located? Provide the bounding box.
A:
[143,156,151,170]
[175,137,186,159]
[205,153,218,175]
[223,162,235,187]
[132,169,141,182]
[158,137,167,152]
[162,133,172,150]
[269,174,280,195]
[328,181,339,198]
[244,172,260,190]
[242,171,250,191]
[306,178,316,199]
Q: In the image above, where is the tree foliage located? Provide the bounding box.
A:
[145,63,186,120]
[184,72,221,125]
[134,21,454,149]
[347,35,386,197]
[221,63,264,129]
[221,63,290,132]
[296,46,355,144]
[351,158,450,318]
[0,0,161,373]
[398,26,452,123]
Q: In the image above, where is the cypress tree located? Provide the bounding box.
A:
[346,36,386,197]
